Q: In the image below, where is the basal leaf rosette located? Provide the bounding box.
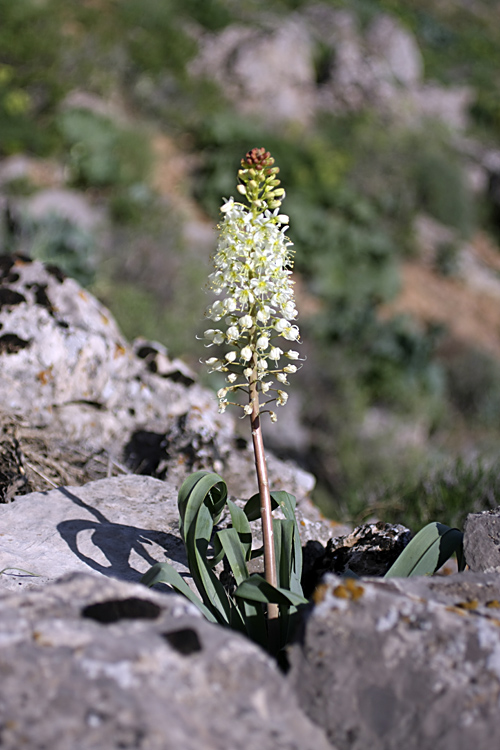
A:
[203,148,302,421]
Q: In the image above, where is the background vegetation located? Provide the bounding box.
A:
[2,0,500,532]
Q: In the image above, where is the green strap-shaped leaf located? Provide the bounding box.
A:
[385,522,464,578]
[244,489,302,586]
[227,499,253,562]
[177,471,233,623]
[243,492,279,522]
[178,471,227,540]
[217,528,249,586]
[140,562,218,623]
[234,574,308,607]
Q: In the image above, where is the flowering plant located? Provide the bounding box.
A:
[203,147,301,422]
[142,149,307,656]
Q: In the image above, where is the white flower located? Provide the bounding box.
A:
[202,155,301,418]
[256,307,271,323]
[277,390,288,406]
[269,411,278,423]
[204,329,225,345]
[274,318,290,333]
[256,335,269,351]
[269,347,283,362]
[283,325,300,341]
[243,403,253,415]
[239,314,253,329]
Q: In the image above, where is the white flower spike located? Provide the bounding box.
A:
[202,147,301,421]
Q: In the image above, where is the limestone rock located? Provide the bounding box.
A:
[0,573,333,750]
[366,15,423,87]
[464,509,500,572]
[0,470,332,597]
[288,572,500,750]
[0,475,185,593]
[0,254,316,507]
[301,521,411,597]
[190,19,316,126]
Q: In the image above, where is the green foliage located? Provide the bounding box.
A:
[59,108,152,189]
[444,347,500,428]
[374,459,500,532]
[412,132,475,237]
[385,522,465,577]
[142,472,307,656]
[9,213,98,288]
[0,0,65,155]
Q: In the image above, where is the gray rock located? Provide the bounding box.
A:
[366,15,423,86]
[0,475,186,593]
[288,572,500,750]
[0,470,331,596]
[190,19,316,126]
[301,522,411,596]
[0,255,317,509]
[0,573,333,750]
[21,187,105,232]
[464,509,500,572]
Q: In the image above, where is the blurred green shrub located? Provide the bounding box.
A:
[376,459,500,531]
[0,0,65,155]
[412,131,474,236]
[444,346,500,428]
[59,108,152,190]
[22,213,97,287]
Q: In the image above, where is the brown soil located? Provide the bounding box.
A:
[381,233,500,358]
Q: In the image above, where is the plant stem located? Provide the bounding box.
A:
[249,358,279,629]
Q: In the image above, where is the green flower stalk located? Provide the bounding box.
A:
[202,147,302,628]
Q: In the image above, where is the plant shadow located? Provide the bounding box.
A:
[56,486,188,585]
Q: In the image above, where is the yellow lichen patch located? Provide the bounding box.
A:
[114,343,126,358]
[486,600,500,609]
[456,599,479,611]
[312,583,329,605]
[37,366,53,385]
[333,577,364,602]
